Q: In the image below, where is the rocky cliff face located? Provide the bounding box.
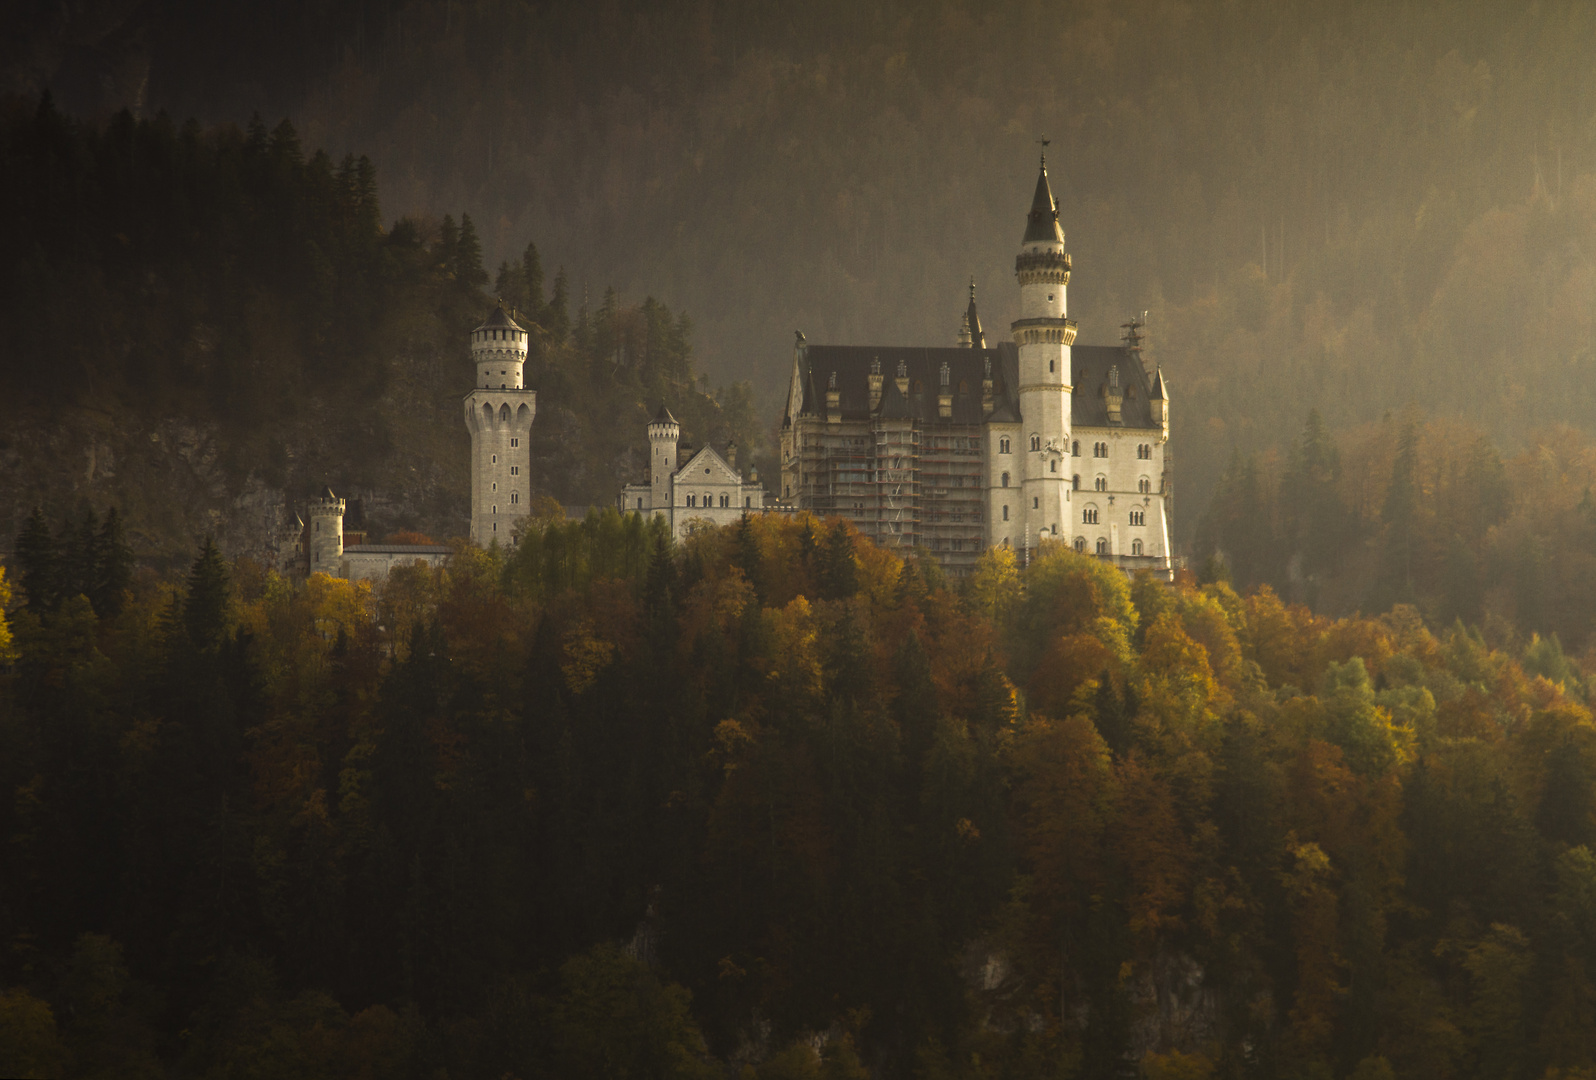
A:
[0,336,473,568]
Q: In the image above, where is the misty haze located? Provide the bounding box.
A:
[2,2,1596,1079]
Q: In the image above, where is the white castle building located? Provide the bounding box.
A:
[778,154,1172,577]
[278,305,539,579]
[618,405,767,539]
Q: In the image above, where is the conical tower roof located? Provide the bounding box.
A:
[652,402,678,425]
[1150,366,1168,400]
[965,279,985,348]
[475,304,524,332]
[1022,157,1065,244]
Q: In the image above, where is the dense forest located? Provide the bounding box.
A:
[0,95,761,563]
[1193,407,1596,649]
[14,0,1594,532]
[6,508,1596,1079]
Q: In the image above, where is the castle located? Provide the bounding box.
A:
[618,406,767,538]
[281,154,1171,580]
[278,304,538,579]
[777,154,1172,577]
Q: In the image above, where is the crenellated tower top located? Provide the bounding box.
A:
[472,304,528,390]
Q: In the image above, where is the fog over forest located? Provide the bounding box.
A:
[12,0,1596,534]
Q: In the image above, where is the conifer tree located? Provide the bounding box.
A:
[15,506,57,611]
[818,521,857,600]
[436,215,460,277]
[91,507,133,617]
[182,537,231,651]
[1374,416,1419,609]
[454,213,489,292]
[521,240,545,316]
[544,268,570,342]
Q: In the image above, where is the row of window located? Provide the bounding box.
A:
[684,494,753,508]
[1079,507,1147,526]
[1072,537,1147,555]
[896,436,1160,459]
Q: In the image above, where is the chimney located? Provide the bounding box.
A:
[938,361,953,419]
[868,356,884,411]
[726,440,737,470]
[677,442,694,469]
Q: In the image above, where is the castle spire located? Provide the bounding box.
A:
[1022,153,1065,244]
[965,278,985,348]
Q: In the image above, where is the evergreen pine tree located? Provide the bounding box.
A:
[91,507,133,617]
[437,215,460,277]
[182,537,232,651]
[1375,416,1419,608]
[818,522,858,600]
[15,506,57,611]
[353,155,381,239]
[61,506,100,606]
[455,213,489,292]
[521,240,545,316]
[544,268,570,342]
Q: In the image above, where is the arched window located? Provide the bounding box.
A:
[1049,460,1057,473]
[745,496,752,508]
[1000,437,1011,454]
[1072,441,1080,457]
[687,494,696,507]
[511,492,519,504]
[1138,477,1151,493]
[1083,507,1099,525]
[1030,434,1041,452]
[703,494,712,507]
[720,494,729,508]
[1001,471,1010,487]
[1096,537,1109,555]
[1002,505,1009,521]
[1130,508,1145,526]
[1074,537,1086,552]
[1095,476,1106,491]
[1132,538,1144,555]
[499,403,511,421]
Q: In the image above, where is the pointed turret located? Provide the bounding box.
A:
[1022,156,1064,244]
[965,279,985,348]
[1150,366,1169,426]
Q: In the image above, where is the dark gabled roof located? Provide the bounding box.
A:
[652,402,678,424]
[798,344,1019,424]
[791,339,1160,430]
[475,305,523,332]
[1072,346,1161,430]
[1023,159,1065,244]
[876,367,915,420]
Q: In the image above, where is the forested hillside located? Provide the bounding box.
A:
[0,97,761,564]
[5,513,1596,1078]
[14,0,1593,535]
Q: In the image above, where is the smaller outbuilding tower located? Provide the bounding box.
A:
[648,404,680,509]
[308,488,345,576]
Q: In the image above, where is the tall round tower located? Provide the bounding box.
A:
[308,487,345,576]
[648,403,680,517]
[464,305,537,544]
[1012,153,1077,550]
